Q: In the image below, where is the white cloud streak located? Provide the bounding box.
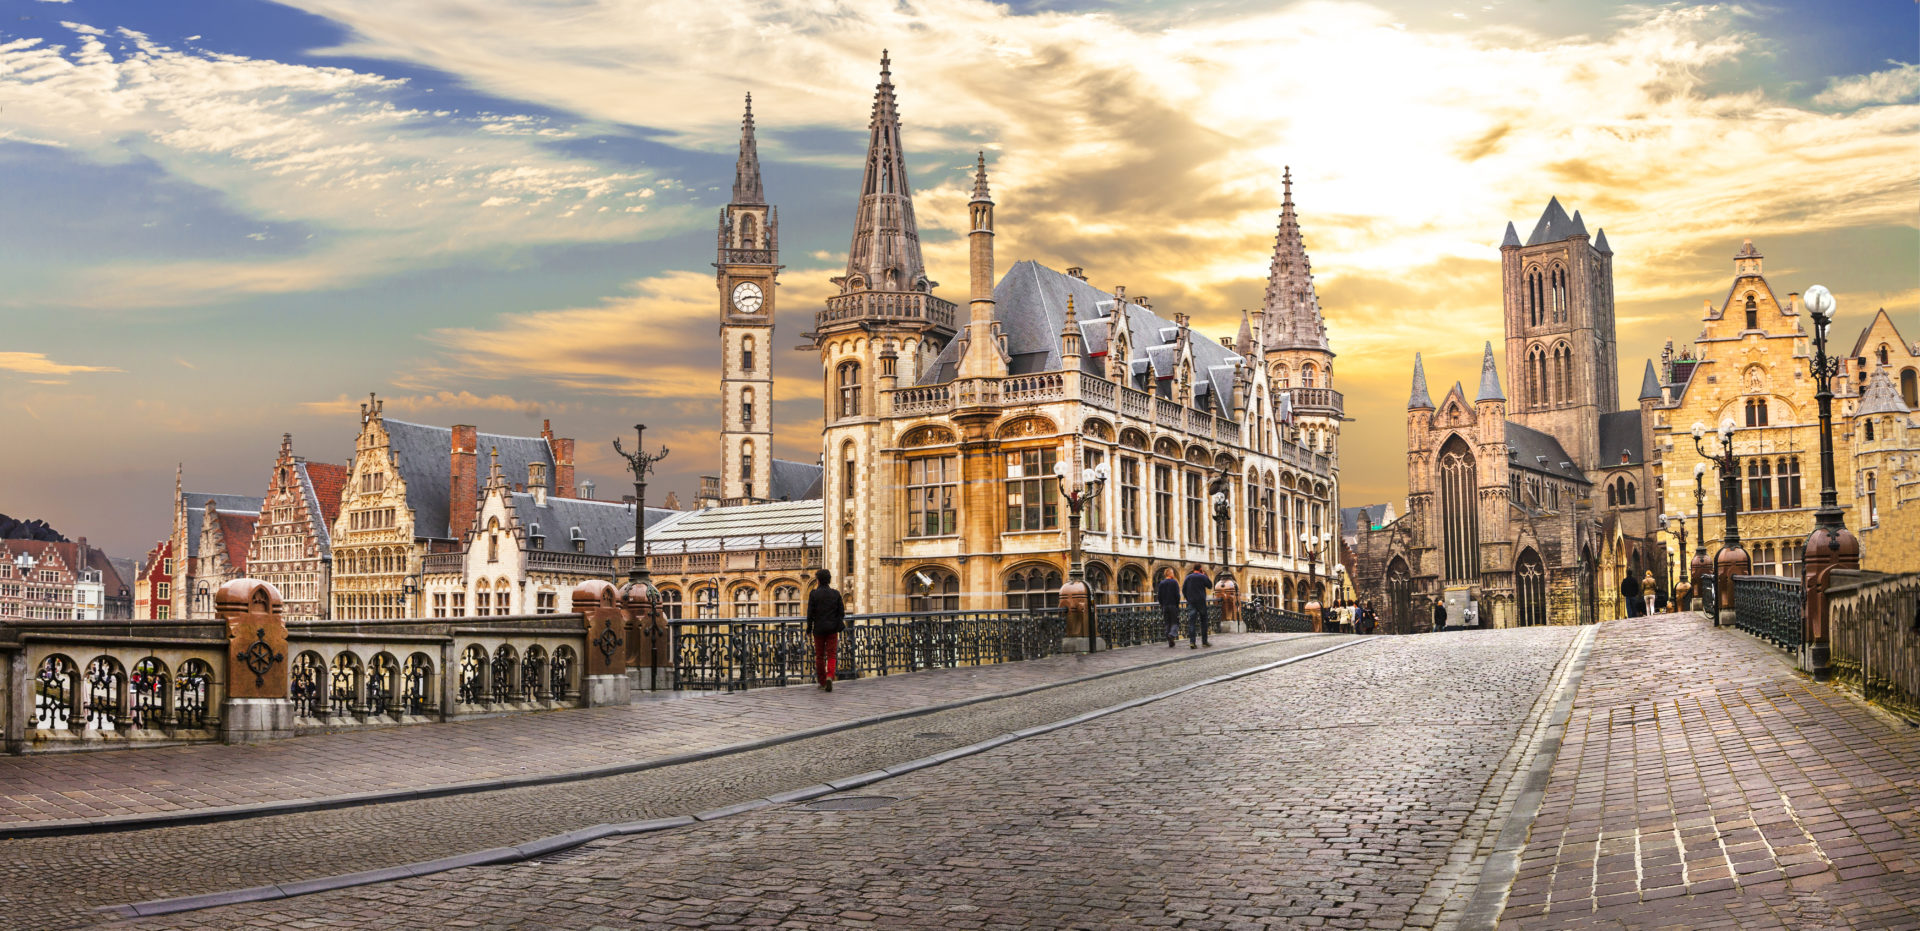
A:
[1812,61,1920,108]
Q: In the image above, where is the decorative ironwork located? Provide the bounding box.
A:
[130,657,168,729]
[239,627,284,688]
[403,653,434,715]
[84,657,124,731]
[458,645,489,706]
[522,647,548,700]
[550,647,576,701]
[176,660,213,729]
[492,645,520,703]
[290,652,324,719]
[329,653,360,718]
[671,608,1069,692]
[1733,575,1804,651]
[33,655,75,730]
[367,654,397,717]
[593,623,624,666]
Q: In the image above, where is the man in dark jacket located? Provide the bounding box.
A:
[1620,573,1641,619]
[805,568,845,691]
[1182,565,1212,649]
[1155,567,1182,648]
[1432,601,1447,632]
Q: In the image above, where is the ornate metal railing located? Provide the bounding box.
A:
[672,609,1065,692]
[1093,601,1224,647]
[1732,575,1803,651]
[1241,598,1315,633]
[1826,570,1920,721]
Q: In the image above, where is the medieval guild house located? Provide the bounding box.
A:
[244,434,349,621]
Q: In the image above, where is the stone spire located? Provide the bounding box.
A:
[1501,221,1521,248]
[1475,341,1505,402]
[957,152,1006,380]
[731,93,764,205]
[1236,308,1253,354]
[838,50,928,296]
[1638,359,1663,401]
[1409,353,1434,410]
[1259,167,1329,351]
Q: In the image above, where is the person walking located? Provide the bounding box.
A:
[1182,565,1212,649]
[1642,570,1659,617]
[1359,602,1378,636]
[1156,567,1182,648]
[805,568,845,692]
[1620,573,1641,619]
[1432,600,1447,633]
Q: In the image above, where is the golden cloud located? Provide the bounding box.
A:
[0,352,122,376]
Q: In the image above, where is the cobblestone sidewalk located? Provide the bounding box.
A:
[1501,614,1920,930]
[0,632,1296,828]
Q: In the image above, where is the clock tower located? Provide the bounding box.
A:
[716,94,779,503]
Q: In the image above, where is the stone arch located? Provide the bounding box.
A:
[1515,548,1547,626]
[996,415,1057,440]
[1082,418,1115,441]
[1004,562,1063,611]
[1119,428,1149,450]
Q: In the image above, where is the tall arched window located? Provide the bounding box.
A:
[908,567,960,612]
[741,387,754,428]
[1301,363,1316,388]
[1747,459,1773,510]
[1385,557,1411,634]
[741,335,755,374]
[1117,566,1146,602]
[738,213,757,248]
[1274,365,1290,390]
[1550,265,1566,322]
[1555,344,1573,406]
[1438,436,1480,582]
[1515,548,1546,627]
[740,440,754,488]
[732,586,759,618]
[1866,472,1878,525]
[1744,294,1758,330]
[1005,564,1062,611]
[658,587,683,620]
[1777,457,1802,509]
[1902,368,1918,408]
[837,361,862,418]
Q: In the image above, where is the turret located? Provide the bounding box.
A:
[957,153,1007,381]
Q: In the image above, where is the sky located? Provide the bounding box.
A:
[1,0,1916,561]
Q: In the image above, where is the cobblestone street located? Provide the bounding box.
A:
[106,626,1584,930]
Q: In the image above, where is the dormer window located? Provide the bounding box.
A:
[570,527,585,553]
[529,523,544,550]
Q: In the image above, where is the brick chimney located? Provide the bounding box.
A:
[542,419,577,497]
[450,425,478,538]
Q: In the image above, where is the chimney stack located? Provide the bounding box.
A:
[529,461,548,507]
[450,425,478,537]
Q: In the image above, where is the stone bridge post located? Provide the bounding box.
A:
[1214,575,1242,633]
[574,581,631,707]
[621,581,672,690]
[1714,545,1750,629]
[218,579,295,744]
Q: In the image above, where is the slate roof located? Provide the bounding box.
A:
[1855,367,1912,416]
[769,459,824,501]
[921,261,1244,418]
[1597,410,1645,467]
[298,461,350,557]
[1340,504,1391,537]
[1505,421,1590,484]
[383,420,555,540]
[619,499,823,555]
[215,511,258,569]
[512,494,672,557]
[1638,360,1663,401]
[181,492,264,560]
[1594,228,1612,254]
[1409,353,1434,409]
[1524,197,1584,247]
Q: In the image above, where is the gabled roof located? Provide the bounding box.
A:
[512,493,667,557]
[182,492,264,560]
[620,499,823,555]
[383,420,555,540]
[215,511,257,569]
[1505,421,1590,484]
[1524,197,1583,247]
[298,461,349,557]
[769,458,824,501]
[1849,307,1914,359]
[1598,410,1645,466]
[919,260,1244,419]
[1855,367,1912,416]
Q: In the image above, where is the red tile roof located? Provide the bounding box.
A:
[216,512,258,570]
[304,462,350,528]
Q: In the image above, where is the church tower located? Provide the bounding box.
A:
[1260,168,1342,462]
[1500,197,1618,472]
[716,94,778,503]
[811,52,957,608]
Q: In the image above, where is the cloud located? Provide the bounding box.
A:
[0,352,122,376]
[0,24,679,307]
[1812,61,1920,108]
[300,391,563,415]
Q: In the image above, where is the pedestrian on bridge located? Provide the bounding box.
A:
[1157,567,1182,648]
[1642,570,1659,617]
[1183,565,1212,649]
[1359,602,1378,635]
[1620,573,1642,619]
[806,568,846,692]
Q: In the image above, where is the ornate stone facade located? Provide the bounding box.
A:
[244,434,347,621]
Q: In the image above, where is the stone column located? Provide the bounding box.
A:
[574,580,631,707]
[218,579,296,744]
[1714,545,1750,630]
[622,580,672,690]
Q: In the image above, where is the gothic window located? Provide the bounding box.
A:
[1777,457,1802,509]
[1782,543,1803,580]
[741,388,754,428]
[1515,548,1546,627]
[732,586,759,619]
[1082,448,1106,532]
[1626,481,1636,505]
[742,336,755,374]
[739,213,757,248]
[1004,564,1062,611]
[1245,469,1262,551]
[657,587,682,620]
[1153,464,1174,541]
[475,580,490,616]
[1747,459,1773,511]
[908,568,959,612]
[1744,398,1768,427]
[1606,483,1617,507]
[837,361,862,418]
[1438,436,1480,583]
[1866,473,1878,525]
[1275,365,1290,390]
[1005,447,1060,532]
[842,441,857,501]
[1865,420,1875,442]
[772,585,801,617]
[1120,457,1142,537]
[1118,566,1146,601]
[1744,294,1758,330]
[906,456,957,537]
[1556,344,1573,406]
[1301,363,1316,388]
[1753,543,1775,576]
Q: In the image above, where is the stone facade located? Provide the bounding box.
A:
[803,57,1341,615]
[244,434,348,621]
[193,500,256,611]
[620,499,820,619]
[147,466,263,620]
[714,95,779,506]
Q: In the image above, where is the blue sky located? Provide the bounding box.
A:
[1,0,1915,559]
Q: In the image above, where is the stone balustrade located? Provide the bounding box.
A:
[1825,569,1920,722]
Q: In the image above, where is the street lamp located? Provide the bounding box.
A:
[613,424,671,585]
[1055,458,1110,652]
[1299,529,1331,631]
[1690,463,1711,611]
[1799,284,1858,680]
[1691,418,1749,626]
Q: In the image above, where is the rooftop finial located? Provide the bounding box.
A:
[1282,166,1292,204]
[731,92,764,204]
[880,48,891,80]
[971,151,991,202]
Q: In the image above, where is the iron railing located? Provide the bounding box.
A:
[672,609,1066,692]
[1241,598,1316,633]
[1732,575,1803,651]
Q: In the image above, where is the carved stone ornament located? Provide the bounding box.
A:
[996,416,1056,439]
[240,627,285,688]
[903,425,955,448]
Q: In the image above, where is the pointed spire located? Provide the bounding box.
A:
[1501,221,1521,248]
[1259,166,1330,352]
[1409,353,1434,410]
[1476,341,1505,402]
[1569,209,1588,237]
[971,151,990,202]
[1594,227,1611,254]
[839,50,928,296]
[1236,309,1253,354]
[730,92,764,205]
[1638,360,1663,401]
[1060,293,1083,361]
[1525,196,1576,246]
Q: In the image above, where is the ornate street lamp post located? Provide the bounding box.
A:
[1690,463,1712,612]
[1300,529,1331,632]
[1692,418,1749,627]
[1055,457,1110,652]
[614,425,671,684]
[613,424,670,585]
[1208,467,1239,630]
[1799,285,1858,680]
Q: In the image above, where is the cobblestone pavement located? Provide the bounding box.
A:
[111,627,1582,931]
[1500,613,1920,930]
[0,636,1352,931]
[0,631,1293,827]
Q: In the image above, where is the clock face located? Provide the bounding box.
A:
[731,281,764,314]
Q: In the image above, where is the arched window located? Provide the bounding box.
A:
[474,579,491,616]
[1556,344,1573,406]
[1777,457,1802,509]
[908,567,960,612]
[1744,397,1768,427]
[1005,564,1062,611]
[1438,435,1480,582]
[837,361,862,418]
[1084,562,1112,606]
[694,586,718,619]
[741,387,754,429]
[738,213,757,248]
[772,585,801,617]
[1551,265,1567,322]
[1301,363,1316,388]
[741,335,755,374]
[1747,459,1773,511]
[1117,566,1147,602]
[1744,294,1758,330]
[1606,483,1617,507]
[495,577,512,615]
[740,440,754,488]
[1274,364,1290,390]
[1866,472,1878,525]
[1625,482,1636,505]
[1864,419,1875,442]
[658,587,683,620]
[1902,368,1919,408]
[732,586,759,618]
[1515,548,1547,627]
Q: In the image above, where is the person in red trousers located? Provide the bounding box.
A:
[806,568,846,691]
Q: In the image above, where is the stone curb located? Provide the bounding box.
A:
[1453,623,1599,930]
[99,636,1370,920]
[9,635,1297,841]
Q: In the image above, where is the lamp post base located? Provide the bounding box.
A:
[1060,636,1110,654]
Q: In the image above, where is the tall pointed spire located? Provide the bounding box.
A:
[1236,308,1253,353]
[1409,353,1434,410]
[838,50,928,295]
[1260,166,1330,351]
[1476,341,1505,402]
[1638,359,1662,401]
[731,93,763,205]
[958,151,1005,380]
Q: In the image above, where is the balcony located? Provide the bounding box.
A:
[1001,373,1064,405]
[525,550,617,576]
[891,384,951,416]
[1289,387,1344,417]
[817,291,957,334]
